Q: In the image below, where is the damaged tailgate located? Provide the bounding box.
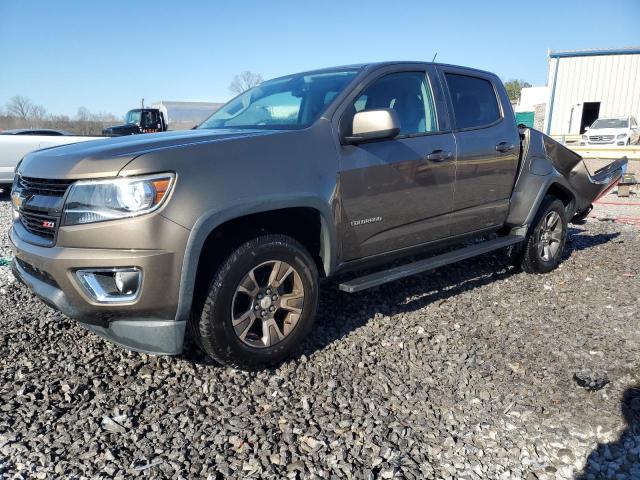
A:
[542,134,628,212]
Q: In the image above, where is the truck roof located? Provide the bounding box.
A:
[271,61,497,81]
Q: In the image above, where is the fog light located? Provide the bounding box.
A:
[115,271,139,294]
[77,268,141,303]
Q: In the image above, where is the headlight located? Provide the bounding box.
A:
[581,135,587,140]
[616,133,627,139]
[10,176,21,220]
[63,173,175,226]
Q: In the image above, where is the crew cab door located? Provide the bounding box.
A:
[336,66,456,261]
[437,67,520,235]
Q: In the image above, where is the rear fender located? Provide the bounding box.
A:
[507,129,627,230]
[506,129,575,228]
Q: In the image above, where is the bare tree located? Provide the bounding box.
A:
[73,106,120,135]
[30,104,47,127]
[6,95,34,123]
[76,106,91,122]
[0,96,120,134]
[229,71,263,95]
[75,107,95,135]
[5,95,48,127]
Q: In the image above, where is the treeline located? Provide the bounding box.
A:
[0,95,122,136]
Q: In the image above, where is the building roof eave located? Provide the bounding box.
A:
[549,47,640,58]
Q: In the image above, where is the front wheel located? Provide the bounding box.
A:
[520,196,568,274]
[191,234,319,370]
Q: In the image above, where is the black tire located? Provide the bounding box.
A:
[191,234,319,370]
[520,196,568,274]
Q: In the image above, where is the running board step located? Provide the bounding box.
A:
[339,235,525,293]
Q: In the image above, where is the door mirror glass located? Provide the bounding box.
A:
[342,109,400,144]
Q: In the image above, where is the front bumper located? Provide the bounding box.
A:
[580,139,628,147]
[9,225,187,355]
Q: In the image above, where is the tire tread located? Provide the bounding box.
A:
[192,234,318,370]
[520,195,567,274]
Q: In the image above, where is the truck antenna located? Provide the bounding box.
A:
[432,53,438,62]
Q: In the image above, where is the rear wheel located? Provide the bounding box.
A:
[192,234,319,370]
[520,196,568,274]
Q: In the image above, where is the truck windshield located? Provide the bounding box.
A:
[198,70,359,130]
[591,118,628,129]
[125,110,141,125]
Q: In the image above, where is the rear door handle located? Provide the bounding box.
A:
[495,142,515,153]
[426,150,452,162]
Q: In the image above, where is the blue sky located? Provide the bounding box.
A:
[1,0,639,117]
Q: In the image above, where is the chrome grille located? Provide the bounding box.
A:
[19,176,74,196]
[14,176,75,243]
[19,210,58,240]
[588,135,614,142]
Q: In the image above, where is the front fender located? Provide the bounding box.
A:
[172,194,337,322]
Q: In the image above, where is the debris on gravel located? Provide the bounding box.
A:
[574,371,611,391]
[0,196,639,479]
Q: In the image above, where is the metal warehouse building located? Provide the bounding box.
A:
[544,47,640,135]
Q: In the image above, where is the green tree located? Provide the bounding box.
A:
[504,79,532,103]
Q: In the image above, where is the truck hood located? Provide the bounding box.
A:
[17,129,283,180]
[102,123,140,136]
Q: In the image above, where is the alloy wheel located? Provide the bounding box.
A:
[231,260,305,348]
[537,211,564,261]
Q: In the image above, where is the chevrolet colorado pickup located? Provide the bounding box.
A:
[9,62,627,369]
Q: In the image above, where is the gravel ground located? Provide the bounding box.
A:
[0,190,639,479]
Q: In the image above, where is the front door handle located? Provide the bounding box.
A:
[495,142,515,153]
[426,150,452,162]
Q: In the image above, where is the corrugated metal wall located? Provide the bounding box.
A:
[545,53,640,134]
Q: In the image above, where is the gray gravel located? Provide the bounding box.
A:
[1,191,639,479]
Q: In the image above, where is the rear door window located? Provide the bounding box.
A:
[445,73,501,129]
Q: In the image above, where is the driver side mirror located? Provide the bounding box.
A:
[342,108,401,144]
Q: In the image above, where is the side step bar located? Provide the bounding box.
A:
[339,235,525,293]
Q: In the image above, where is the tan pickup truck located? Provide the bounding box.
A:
[9,62,627,369]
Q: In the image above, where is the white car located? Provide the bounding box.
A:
[580,116,640,147]
[0,133,104,185]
